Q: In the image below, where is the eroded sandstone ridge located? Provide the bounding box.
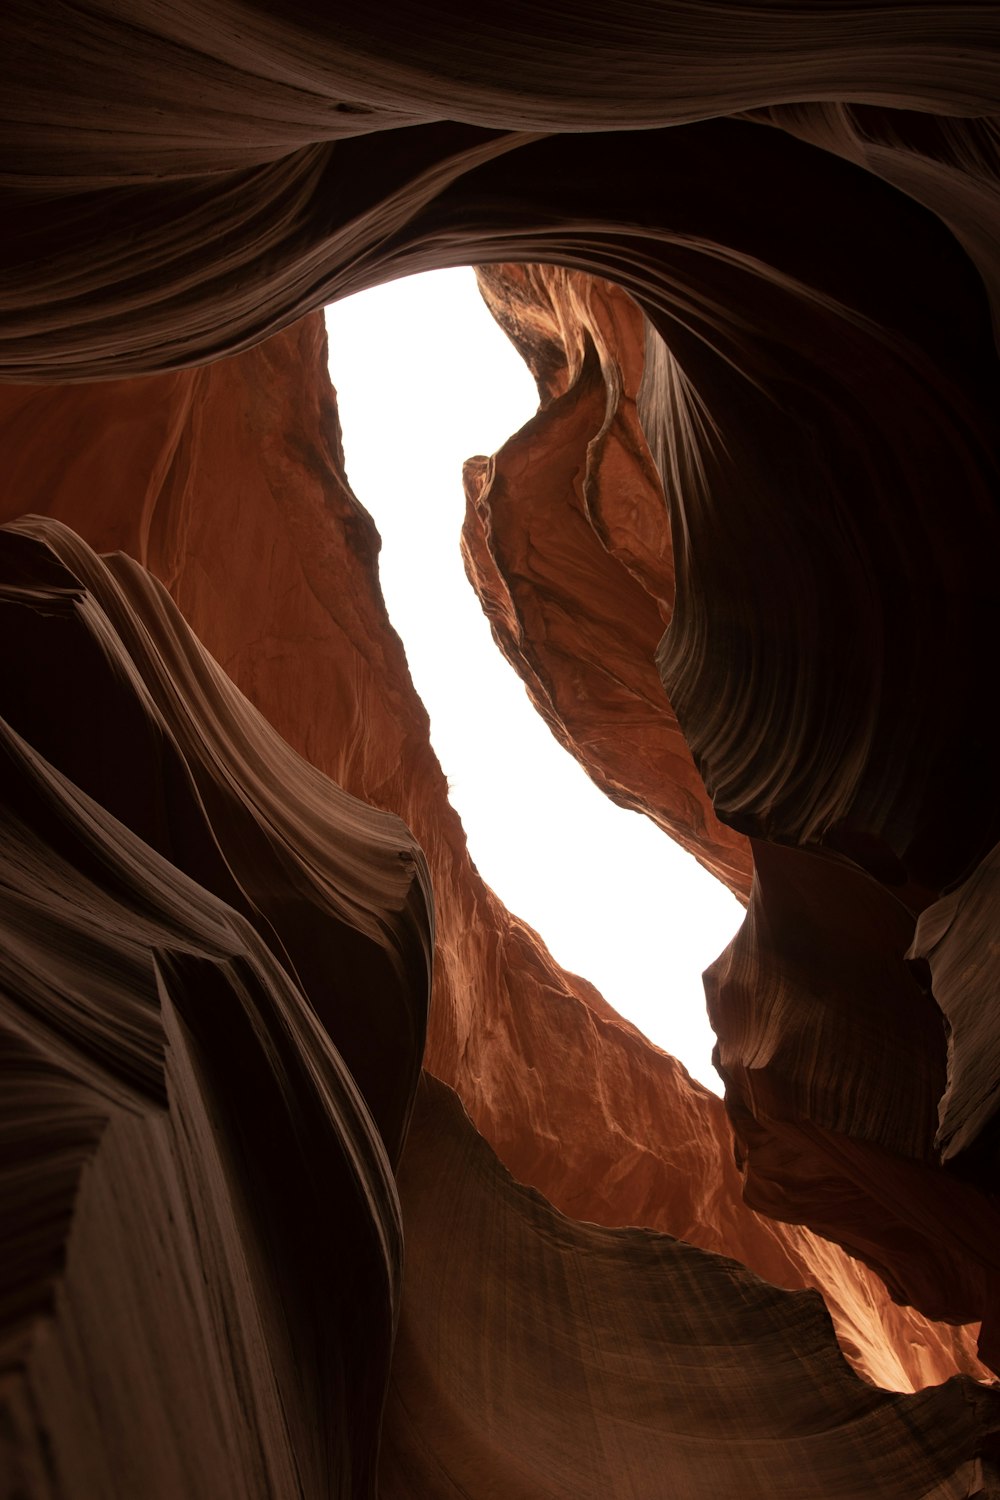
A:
[463,264,753,897]
[3,4,1000,1495]
[0,312,995,1493]
[1,516,429,1497]
[461,257,1000,1367]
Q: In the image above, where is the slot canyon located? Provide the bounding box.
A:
[2,6,1000,1495]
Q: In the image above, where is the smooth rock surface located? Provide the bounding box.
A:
[463,264,752,898]
[463,253,1000,1371]
[382,1074,997,1500]
[4,5,1000,1491]
[0,322,989,1411]
[1,522,427,1497]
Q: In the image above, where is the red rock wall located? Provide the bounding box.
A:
[0,314,989,1404]
[463,264,752,898]
[4,4,1000,1492]
[463,254,1000,1372]
[382,1075,995,1500]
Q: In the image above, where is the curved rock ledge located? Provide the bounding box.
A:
[910,842,1000,1169]
[462,256,1000,1371]
[383,1074,998,1500]
[0,630,415,1495]
[4,7,1000,1489]
[1,324,988,1399]
[463,264,752,898]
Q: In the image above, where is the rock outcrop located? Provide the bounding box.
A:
[382,1074,995,1500]
[3,312,985,1399]
[463,264,753,898]
[460,256,1000,1370]
[3,4,1000,1494]
[1,517,428,1498]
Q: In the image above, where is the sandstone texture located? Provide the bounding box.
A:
[461,257,1000,1369]
[463,264,753,898]
[3,5,1000,1496]
[382,1074,994,1500]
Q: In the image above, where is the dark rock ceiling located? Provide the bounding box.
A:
[3,5,1000,1494]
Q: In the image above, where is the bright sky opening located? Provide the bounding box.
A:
[325,267,742,1094]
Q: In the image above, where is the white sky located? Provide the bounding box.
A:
[325,267,742,1093]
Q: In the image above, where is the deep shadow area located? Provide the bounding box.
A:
[3,8,1000,1494]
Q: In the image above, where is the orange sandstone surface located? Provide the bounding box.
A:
[4,8,1000,1491]
[463,264,753,899]
[0,312,987,1402]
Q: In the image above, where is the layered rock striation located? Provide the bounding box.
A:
[1,312,990,1395]
[1,518,429,1497]
[3,4,1000,1494]
[463,264,753,898]
[461,254,1000,1371]
[382,1074,996,1500]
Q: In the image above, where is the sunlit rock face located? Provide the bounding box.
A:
[0,317,995,1495]
[3,4,1000,1494]
[463,264,753,899]
[461,258,1000,1370]
[5,316,983,1401]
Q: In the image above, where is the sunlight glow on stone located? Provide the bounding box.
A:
[325,267,742,1093]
